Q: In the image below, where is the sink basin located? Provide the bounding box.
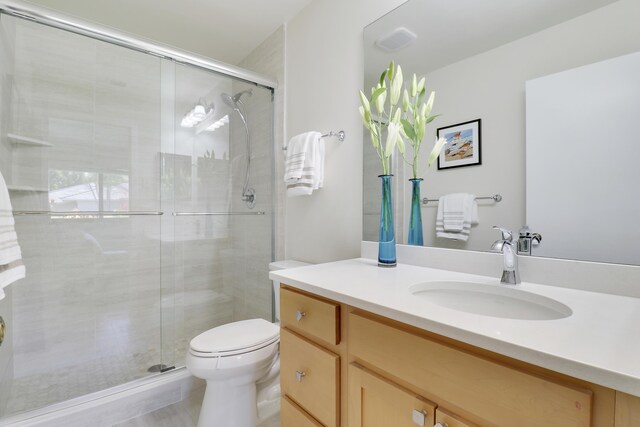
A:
[409,281,572,320]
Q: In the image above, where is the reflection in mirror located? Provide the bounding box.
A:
[363,0,640,265]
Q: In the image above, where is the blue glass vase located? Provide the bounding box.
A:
[378,175,396,267]
[407,178,424,246]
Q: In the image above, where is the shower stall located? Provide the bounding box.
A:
[0,4,275,423]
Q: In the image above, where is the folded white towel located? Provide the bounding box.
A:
[436,193,478,242]
[0,171,25,300]
[285,132,324,197]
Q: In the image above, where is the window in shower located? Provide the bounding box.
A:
[48,169,130,213]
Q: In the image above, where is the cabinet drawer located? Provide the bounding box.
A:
[280,287,340,345]
[282,395,324,427]
[280,328,339,427]
[435,408,478,427]
[349,312,592,427]
[349,363,436,427]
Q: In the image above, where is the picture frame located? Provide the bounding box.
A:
[437,119,482,170]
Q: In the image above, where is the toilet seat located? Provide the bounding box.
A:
[189,319,279,358]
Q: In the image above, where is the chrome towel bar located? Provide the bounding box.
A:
[11,210,164,216]
[172,211,266,216]
[422,194,503,205]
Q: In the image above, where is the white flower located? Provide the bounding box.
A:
[428,137,447,166]
[385,122,401,157]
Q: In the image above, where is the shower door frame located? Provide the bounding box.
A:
[0,0,277,91]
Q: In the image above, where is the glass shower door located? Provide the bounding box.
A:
[0,14,165,417]
[169,63,275,368]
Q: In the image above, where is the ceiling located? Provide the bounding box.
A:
[22,0,312,64]
[365,0,620,86]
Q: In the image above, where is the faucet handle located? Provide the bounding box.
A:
[492,226,513,242]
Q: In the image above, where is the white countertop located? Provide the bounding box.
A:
[270,258,640,397]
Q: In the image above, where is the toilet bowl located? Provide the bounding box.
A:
[187,260,310,427]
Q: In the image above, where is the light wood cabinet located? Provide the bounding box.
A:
[280,287,342,427]
[281,396,324,427]
[280,287,340,345]
[435,408,478,427]
[280,328,339,427]
[279,284,637,427]
[348,363,436,427]
[349,311,592,427]
[614,392,640,427]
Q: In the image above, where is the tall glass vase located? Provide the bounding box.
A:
[407,178,424,246]
[378,175,397,267]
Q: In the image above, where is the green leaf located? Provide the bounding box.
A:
[370,87,386,107]
[400,119,416,141]
[379,69,387,86]
[387,61,395,81]
[425,114,441,124]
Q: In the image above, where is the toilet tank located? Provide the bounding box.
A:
[269,260,311,322]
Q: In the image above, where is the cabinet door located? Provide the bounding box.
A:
[615,392,640,427]
[435,408,478,427]
[281,328,339,427]
[282,396,324,427]
[349,312,592,427]
[348,363,436,427]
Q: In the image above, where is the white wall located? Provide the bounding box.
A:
[409,0,640,253]
[285,0,406,263]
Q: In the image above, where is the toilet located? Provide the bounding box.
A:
[186,260,310,427]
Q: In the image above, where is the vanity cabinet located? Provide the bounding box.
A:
[280,287,342,427]
[349,311,592,427]
[348,363,436,427]
[279,285,639,427]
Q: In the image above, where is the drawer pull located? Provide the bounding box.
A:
[434,423,448,427]
[412,409,427,426]
[295,310,306,321]
[295,370,306,382]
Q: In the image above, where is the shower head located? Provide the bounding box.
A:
[221,89,252,110]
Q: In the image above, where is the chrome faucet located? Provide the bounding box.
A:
[490,226,521,285]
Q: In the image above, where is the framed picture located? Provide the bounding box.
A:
[437,119,482,170]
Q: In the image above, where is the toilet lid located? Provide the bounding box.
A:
[190,319,279,354]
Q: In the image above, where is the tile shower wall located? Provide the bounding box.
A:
[223,27,284,322]
[239,26,285,262]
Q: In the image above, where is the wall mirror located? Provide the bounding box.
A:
[363,0,640,265]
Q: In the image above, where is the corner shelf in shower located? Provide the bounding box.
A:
[8,133,54,147]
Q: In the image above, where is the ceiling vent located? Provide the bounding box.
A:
[375,27,417,52]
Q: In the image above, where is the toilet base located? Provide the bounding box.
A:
[198,380,257,427]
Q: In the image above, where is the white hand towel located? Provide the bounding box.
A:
[436,193,478,241]
[285,132,323,197]
[0,171,25,300]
